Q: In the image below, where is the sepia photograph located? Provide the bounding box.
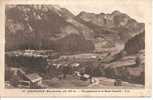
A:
[0,0,152,97]
[5,4,145,89]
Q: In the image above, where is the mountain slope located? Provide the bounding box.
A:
[5,5,94,51]
[77,10,144,42]
[5,5,145,53]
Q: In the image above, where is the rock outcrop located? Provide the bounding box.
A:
[77,10,144,40]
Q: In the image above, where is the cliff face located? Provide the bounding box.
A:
[77,11,144,42]
[5,5,145,53]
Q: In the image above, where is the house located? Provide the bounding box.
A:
[80,74,90,81]
[114,79,122,86]
[5,67,25,80]
[73,71,90,81]
[71,63,80,68]
[24,73,42,88]
[5,67,43,88]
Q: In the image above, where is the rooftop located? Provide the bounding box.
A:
[26,73,42,83]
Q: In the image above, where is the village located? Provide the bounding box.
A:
[5,49,144,89]
[4,5,145,89]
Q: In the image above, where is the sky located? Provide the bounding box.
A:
[6,0,151,23]
[55,0,150,23]
[52,0,151,23]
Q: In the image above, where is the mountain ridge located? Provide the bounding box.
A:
[5,5,145,53]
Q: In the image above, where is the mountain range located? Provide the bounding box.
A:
[5,5,145,54]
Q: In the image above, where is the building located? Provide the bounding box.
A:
[24,73,42,88]
[5,67,43,88]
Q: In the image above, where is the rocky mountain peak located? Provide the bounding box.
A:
[111,10,122,15]
[6,5,145,52]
